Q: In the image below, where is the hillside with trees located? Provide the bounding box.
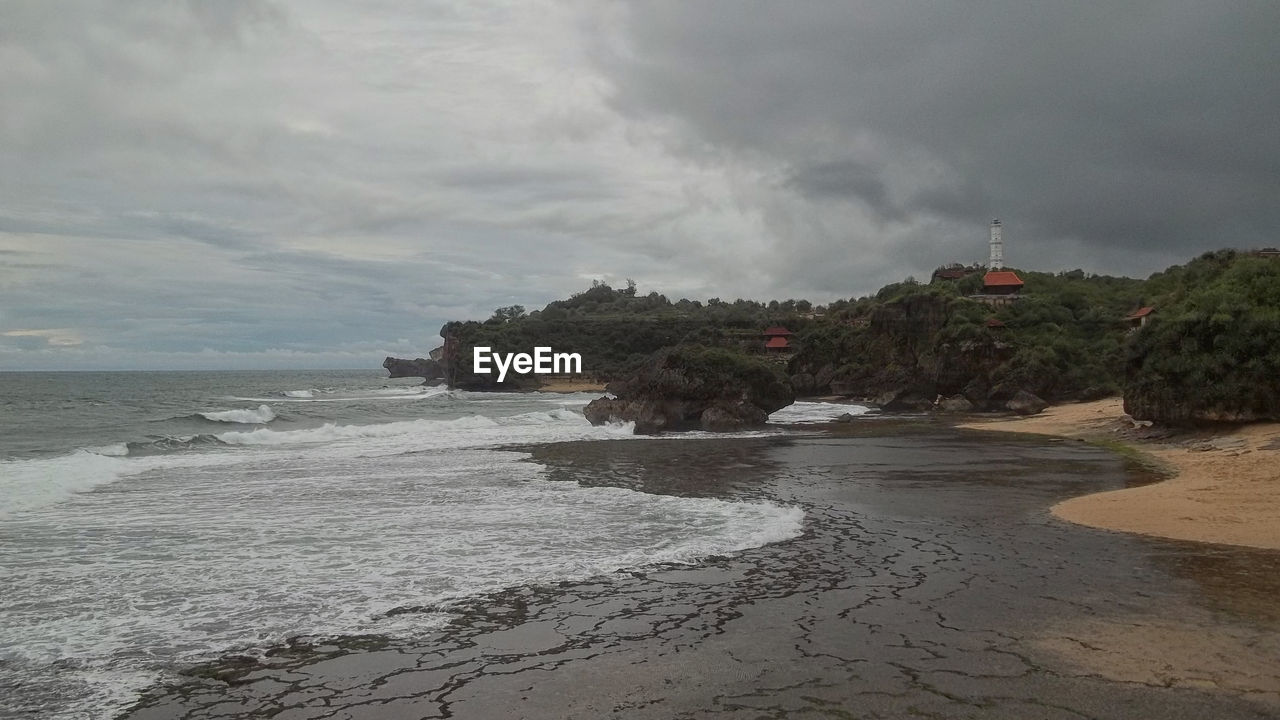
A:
[437,250,1280,423]
[1124,250,1280,423]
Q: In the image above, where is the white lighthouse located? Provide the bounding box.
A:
[989,218,1004,270]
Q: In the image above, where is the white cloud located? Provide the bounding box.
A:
[2,1,1274,369]
[2,329,84,347]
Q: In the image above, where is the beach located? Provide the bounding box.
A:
[959,398,1280,551]
[123,425,1280,719]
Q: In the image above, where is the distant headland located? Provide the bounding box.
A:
[386,248,1279,428]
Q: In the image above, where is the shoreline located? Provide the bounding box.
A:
[123,431,1280,718]
[958,398,1280,551]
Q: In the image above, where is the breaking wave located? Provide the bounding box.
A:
[770,401,873,424]
[197,404,276,424]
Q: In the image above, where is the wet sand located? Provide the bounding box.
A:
[124,423,1280,719]
[960,399,1280,551]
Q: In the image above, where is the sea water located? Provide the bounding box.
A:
[0,371,862,719]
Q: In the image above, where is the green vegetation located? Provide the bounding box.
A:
[440,249,1280,422]
[440,281,813,386]
[1125,250,1280,423]
[790,270,1143,405]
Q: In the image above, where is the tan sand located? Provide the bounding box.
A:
[535,378,606,393]
[959,398,1280,551]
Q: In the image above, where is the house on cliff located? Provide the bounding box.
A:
[972,271,1024,306]
[1126,306,1155,330]
[762,326,793,353]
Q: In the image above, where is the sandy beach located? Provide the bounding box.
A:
[960,398,1280,551]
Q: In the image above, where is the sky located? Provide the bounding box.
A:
[2,1,1277,370]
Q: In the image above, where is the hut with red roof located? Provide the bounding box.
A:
[1126,306,1155,330]
[974,270,1024,306]
[762,325,793,352]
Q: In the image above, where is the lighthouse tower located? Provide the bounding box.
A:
[989,218,1004,270]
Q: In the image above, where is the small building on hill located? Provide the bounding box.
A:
[972,270,1024,306]
[762,326,794,353]
[985,317,1006,329]
[1126,306,1155,330]
[982,271,1024,294]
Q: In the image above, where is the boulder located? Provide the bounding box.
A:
[872,389,902,408]
[873,388,933,411]
[700,402,769,432]
[582,398,675,434]
[1007,390,1049,416]
[937,395,975,413]
[834,412,857,423]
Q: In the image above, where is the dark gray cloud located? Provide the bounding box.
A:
[600,1,1280,270]
[1,2,1276,369]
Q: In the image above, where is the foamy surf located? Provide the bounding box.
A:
[1,443,804,720]
[770,401,873,424]
[198,404,277,424]
[0,371,808,720]
[230,386,449,403]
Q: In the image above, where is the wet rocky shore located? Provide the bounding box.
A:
[124,422,1280,719]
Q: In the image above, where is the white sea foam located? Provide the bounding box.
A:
[230,385,449,403]
[0,449,244,518]
[0,451,139,517]
[199,404,277,424]
[770,401,873,424]
[1,439,803,720]
[1,383,806,720]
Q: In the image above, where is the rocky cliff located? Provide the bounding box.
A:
[382,356,445,383]
[583,345,795,433]
[788,292,1035,411]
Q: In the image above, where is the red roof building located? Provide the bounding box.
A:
[764,336,791,351]
[985,317,1006,328]
[1126,306,1155,329]
[982,271,1024,293]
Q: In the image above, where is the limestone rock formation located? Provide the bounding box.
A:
[937,395,975,413]
[1006,390,1049,415]
[382,356,444,382]
[583,345,794,434]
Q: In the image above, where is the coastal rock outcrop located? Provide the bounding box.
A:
[1006,390,1049,415]
[937,395,975,413]
[583,345,794,434]
[382,356,445,382]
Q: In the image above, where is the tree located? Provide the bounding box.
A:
[489,305,526,323]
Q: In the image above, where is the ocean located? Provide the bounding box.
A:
[0,370,861,719]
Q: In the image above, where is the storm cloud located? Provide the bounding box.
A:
[1,1,1276,368]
